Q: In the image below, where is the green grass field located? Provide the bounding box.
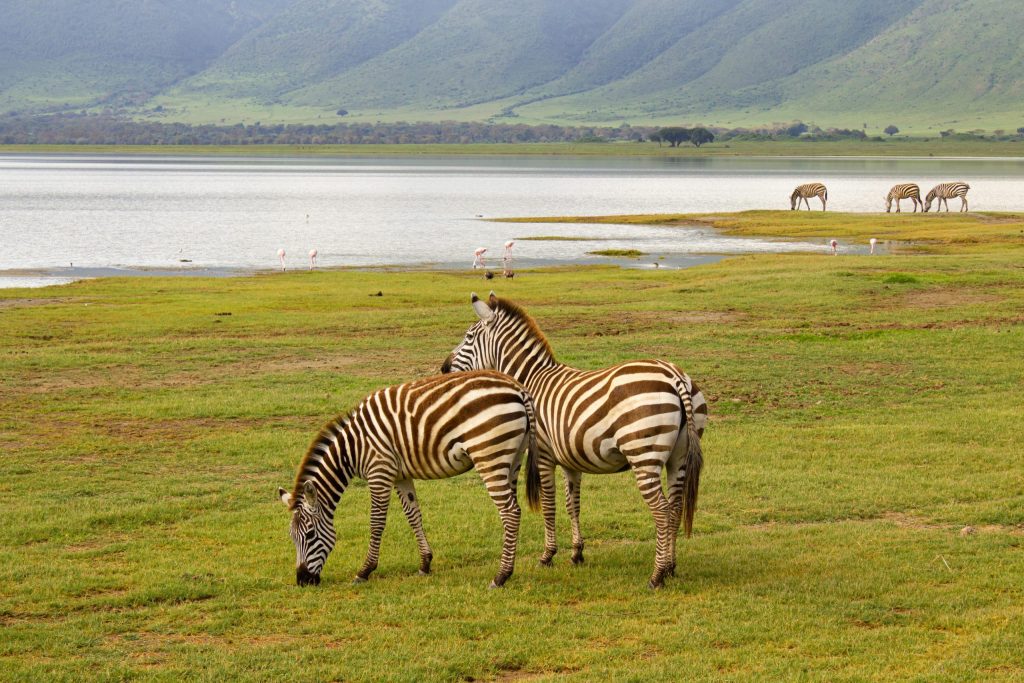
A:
[2,214,1023,680]
[3,136,1024,158]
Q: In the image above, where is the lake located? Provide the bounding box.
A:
[2,154,1023,287]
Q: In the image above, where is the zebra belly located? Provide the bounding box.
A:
[397,446,474,480]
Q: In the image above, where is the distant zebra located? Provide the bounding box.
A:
[442,293,707,589]
[278,370,538,589]
[885,183,922,213]
[924,182,970,212]
[791,183,828,210]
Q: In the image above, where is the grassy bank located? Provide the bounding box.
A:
[506,210,1024,250]
[4,137,1024,157]
[2,218,1023,680]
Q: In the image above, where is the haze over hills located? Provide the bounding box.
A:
[2,0,1022,132]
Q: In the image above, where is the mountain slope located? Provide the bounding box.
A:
[0,0,290,113]
[2,0,1023,131]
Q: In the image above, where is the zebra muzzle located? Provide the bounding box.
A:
[296,565,321,587]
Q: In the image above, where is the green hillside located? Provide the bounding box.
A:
[2,0,1023,131]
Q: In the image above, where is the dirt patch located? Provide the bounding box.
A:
[0,298,69,310]
[896,288,1003,310]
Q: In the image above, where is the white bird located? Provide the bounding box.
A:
[277,248,286,271]
[869,238,877,255]
[830,239,838,256]
[472,247,487,269]
[309,248,318,270]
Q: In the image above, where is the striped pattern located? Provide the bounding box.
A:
[442,294,707,589]
[278,370,538,588]
[885,183,922,213]
[925,182,970,212]
[790,182,828,210]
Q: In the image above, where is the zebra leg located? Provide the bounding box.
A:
[961,196,968,212]
[563,468,584,565]
[820,196,827,211]
[664,441,688,578]
[395,479,433,576]
[895,198,901,213]
[355,470,394,582]
[629,457,673,589]
[537,452,559,566]
[482,462,522,588]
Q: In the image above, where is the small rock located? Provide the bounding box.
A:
[959,526,975,537]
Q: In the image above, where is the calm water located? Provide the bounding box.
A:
[2,154,1023,286]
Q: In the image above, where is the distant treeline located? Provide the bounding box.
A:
[1,113,1016,146]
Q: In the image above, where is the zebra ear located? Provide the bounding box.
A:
[471,292,494,321]
[278,487,293,508]
[488,291,497,306]
[302,480,318,509]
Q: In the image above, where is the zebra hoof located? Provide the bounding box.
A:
[647,579,664,590]
[571,553,584,566]
[417,569,431,577]
[352,576,368,584]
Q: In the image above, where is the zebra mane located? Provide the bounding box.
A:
[493,297,556,360]
[290,417,347,509]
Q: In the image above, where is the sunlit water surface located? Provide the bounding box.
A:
[2,154,1023,287]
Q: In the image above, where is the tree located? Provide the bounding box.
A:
[336,109,348,116]
[1017,127,1024,136]
[884,125,899,136]
[688,127,715,147]
[784,122,808,137]
[657,127,690,147]
[648,132,662,146]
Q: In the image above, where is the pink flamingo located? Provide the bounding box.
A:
[309,248,318,270]
[277,248,286,271]
[830,239,838,256]
[502,240,515,277]
[472,247,487,269]
[869,238,877,255]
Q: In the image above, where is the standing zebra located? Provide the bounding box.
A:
[885,183,922,213]
[791,182,828,211]
[441,293,707,589]
[924,182,970,212]
[277,370,539,589]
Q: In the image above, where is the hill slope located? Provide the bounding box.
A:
[1,0,1022,131]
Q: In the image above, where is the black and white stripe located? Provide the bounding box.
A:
[278,370,538,588]
[791,182,828,210]
[885,183,922,213]
[442,293,707,589]
[924,182,970,212]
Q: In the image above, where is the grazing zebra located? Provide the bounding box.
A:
[441,293,707,589]
[885,183,922,213]
[924,182,970,212]
[791,182,828,211]
[277,370,539,589]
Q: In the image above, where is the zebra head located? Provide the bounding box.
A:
[278,480,336,586]
[789,190,799,210]
[884,194,893,212]
[441,291,499,374]
[923,189,936,212]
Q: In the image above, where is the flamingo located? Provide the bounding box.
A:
[472,247,487,269]
[869,238,877,255]
[309,248,318,270]
[830,239,838,256]
[277,248,286,271]
[502,240,515,278]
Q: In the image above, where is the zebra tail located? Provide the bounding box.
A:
[678,377,704,538]
[523,391,541,512]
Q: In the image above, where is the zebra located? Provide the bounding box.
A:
[791,183,828,211]
[885,183,922,213]
[441,293,707,589]
[924,182,970,212]
[277,370,539,589]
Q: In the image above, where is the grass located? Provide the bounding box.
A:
[587,249,646,258]
[500,210,1024,250]
[2,215,1023,680]
[3,137,1024,157]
